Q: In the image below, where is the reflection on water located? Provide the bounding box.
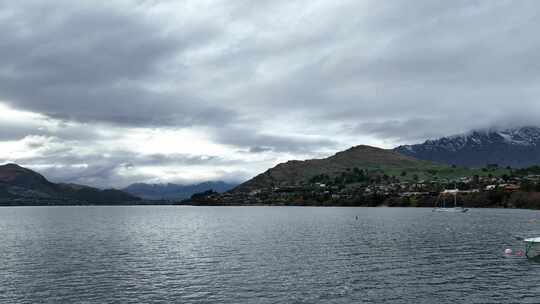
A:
[0,206,539,303]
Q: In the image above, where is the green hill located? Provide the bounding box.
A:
[234,145,509,192]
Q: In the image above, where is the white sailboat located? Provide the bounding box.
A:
[433,188,469,213]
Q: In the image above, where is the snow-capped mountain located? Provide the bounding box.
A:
[394,127,540,168]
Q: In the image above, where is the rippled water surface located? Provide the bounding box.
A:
[0,206,539,303]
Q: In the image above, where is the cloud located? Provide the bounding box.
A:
[3,0,540,186]
[0,0,235,128]
[209,0,540,142]
[211,126,338,153]
[248,146,273,154]
[0,134,247,188]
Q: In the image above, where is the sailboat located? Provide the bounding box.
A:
[433,188,469,213]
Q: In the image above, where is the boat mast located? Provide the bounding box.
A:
[454,182,457,208]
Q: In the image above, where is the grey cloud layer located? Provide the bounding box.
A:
[217,0,540,141]
[0,1,234,127]
[2,0,540,186]
[3,0,540,143]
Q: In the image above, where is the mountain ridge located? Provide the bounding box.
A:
[123,181,238,200]
[394,126,540,168]
[233,145,441,192]
[0,163,140,204]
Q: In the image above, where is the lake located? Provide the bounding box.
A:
[0,206,539,303]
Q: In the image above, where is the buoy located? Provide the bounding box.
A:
[504,248,513,255]
[516,250,524,257]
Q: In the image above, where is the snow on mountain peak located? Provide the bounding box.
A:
[496,126,540,146]
[394,126,540,168]
[399,126,540,153]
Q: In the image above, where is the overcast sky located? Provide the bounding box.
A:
[1,0,540,188]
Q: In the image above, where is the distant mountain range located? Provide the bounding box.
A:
[6,126,540,206]
[234,145,443,193]
[123,181,238,200]
[394,126,540,168]
[0,164,140,205]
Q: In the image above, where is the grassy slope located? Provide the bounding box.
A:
[381,163,510,182]
[235,145,511,191]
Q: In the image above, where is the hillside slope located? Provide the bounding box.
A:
[0,164,140,204]
[234,145,442,192]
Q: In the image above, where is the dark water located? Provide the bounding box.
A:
[0,207,539,303]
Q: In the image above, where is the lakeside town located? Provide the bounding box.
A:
[187,165,540,209]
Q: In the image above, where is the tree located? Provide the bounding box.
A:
[521,180,535,192]
[191,190,217,200]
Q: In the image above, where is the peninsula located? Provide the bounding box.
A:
[186,145,540,209]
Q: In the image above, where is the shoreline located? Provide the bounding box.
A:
[1,202,539,210]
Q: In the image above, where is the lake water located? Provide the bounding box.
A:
[0,206,539,303]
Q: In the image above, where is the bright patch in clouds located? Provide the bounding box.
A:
[0,101,305,187]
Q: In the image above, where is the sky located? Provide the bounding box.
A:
[1,0,540,188]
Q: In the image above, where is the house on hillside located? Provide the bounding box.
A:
[502,184,520,192]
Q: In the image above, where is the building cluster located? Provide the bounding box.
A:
[190,173,540,206]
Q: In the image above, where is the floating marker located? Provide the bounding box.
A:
[504,248,513,255]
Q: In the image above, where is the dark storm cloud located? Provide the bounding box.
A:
[0,0,235,128]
